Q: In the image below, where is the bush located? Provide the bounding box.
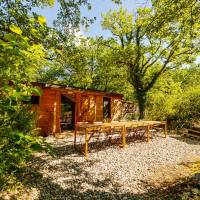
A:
[146,87,200,128]
[146,92,177,121]
[169,88,200,128]
[0,86,51,190]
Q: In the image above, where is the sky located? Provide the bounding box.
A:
[35,0,149,38]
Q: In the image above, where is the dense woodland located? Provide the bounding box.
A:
[0,0,200,193]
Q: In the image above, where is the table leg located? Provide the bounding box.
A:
[74,128,77,147]
[85,128,88,159]
[120,126,127,148]
[121,125,126,148]
[150,124,153,139]
[147,125,150,143]
[164,122,167,138]
[107,126,113,144]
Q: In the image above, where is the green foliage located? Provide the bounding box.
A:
[0,82,52,189]
[102,8,133,40]
[101,1,200,119]
[1,0,200,192]
[54,0,94,35]
[0,114,51,189]
[146,68,200,127]
[9,24,23,35]
[39,37,134,100]
[171,87,200,127]
[1,0,113,190]
[0,0,54,190]
[38,15,47,25]
[54,0,122,35]
[146,71,182,120]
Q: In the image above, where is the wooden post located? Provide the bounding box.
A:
[85,128,88,159]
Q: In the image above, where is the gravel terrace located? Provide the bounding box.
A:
[20,134,200,200]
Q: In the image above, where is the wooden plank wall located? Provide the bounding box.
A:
[95,96,103,121]
[36,87,123,135]
[38,88,56,136]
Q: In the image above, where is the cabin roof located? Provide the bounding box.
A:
[32,82,123,97]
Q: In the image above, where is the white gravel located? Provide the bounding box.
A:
[26,134,200,200]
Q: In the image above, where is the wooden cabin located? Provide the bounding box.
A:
[31,83,124,136]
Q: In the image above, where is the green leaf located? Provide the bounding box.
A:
[30,88,42,96]
[9,24,22,35]
[0,39,8,47]
[30,143,43,152]
[49,0,55,6]
[38,16,46,26]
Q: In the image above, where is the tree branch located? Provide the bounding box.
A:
[143,49,175,92]
[141,39,177,75]
[140,39,162,72]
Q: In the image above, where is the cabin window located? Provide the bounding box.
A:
[31,96,40,105]
[103,97,111,119]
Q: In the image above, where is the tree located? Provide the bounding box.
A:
[0,0,57,188]
[39,36,134,99]
[102,0,200,119]
[0,0,124,188]
[39,0,124,87]
[54,0,122,35]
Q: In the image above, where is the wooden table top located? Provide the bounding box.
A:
[75,121,165,129]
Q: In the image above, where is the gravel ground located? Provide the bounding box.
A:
[18,134,200,199]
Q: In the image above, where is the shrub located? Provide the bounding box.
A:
[169,88,200,128]
[0,85,51,190]
[146,87,200,128]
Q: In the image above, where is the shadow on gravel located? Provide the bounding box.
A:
[170,134,200,146]
[51,134,150,158]
[52,143,83,157]
[20,155,200,200]
[50,141,121,158]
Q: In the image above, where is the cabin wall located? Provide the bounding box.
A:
[37,88,56,136]
[78,95,104,122]
[95,96,103,121]
[36,87,123,135]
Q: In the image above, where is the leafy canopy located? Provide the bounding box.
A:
[102,0,200,119]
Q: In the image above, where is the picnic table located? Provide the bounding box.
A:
[74,121,167,159]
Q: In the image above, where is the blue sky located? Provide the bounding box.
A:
[35,0,149,38]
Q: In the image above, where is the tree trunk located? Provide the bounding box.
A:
[136,91,147,120]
